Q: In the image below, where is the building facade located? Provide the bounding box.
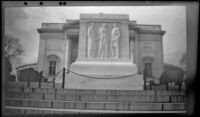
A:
[36,13,165,82]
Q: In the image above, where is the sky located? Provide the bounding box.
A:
[4,6,186,67]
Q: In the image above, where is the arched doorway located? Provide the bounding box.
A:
[142,56,154,77]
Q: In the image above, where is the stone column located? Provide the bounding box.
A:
[16,75,18,82]
[63,34,67,68]
[134,33,139,70]
[159,37,164,77]
[64,34,72,72]
[37,38,46,72]
[130,37,134,63]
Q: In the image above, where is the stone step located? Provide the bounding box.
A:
[6,87,186,96]
[4,106,186,114]
[6,81,186,91]
[5,99,186,111]
[5,92,186,103]
[5,98,186,104]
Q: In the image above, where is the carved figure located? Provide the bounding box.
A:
[87,23,97,58]
[98,23,108,58]
[111,23,120,58]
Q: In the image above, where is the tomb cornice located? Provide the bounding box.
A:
[80,14,129,20]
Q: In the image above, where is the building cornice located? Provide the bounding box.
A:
[63,20,80,29]
[16,63,37,70]
[66,29,79,36]
[37,28,64,33]
[138,29,166,35]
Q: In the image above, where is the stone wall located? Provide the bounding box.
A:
[138,33,164,79]
[37,25,65,75]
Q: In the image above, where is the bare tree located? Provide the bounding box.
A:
[4,34,23,59]
[4,34,24,76]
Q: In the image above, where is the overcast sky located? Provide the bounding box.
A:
[4,6,186,67]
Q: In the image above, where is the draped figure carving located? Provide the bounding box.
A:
[87,23,97,58]
[98,23,108,58]
[111,23,120,58]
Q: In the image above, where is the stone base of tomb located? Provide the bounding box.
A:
[64,61,144,90]
[68,61,138,76]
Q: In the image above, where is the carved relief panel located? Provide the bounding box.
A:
[86,22,122,59]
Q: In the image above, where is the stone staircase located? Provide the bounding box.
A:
[4,82,186,115]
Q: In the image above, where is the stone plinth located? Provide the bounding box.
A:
[70,61,137,76]
[65,73,144,90]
